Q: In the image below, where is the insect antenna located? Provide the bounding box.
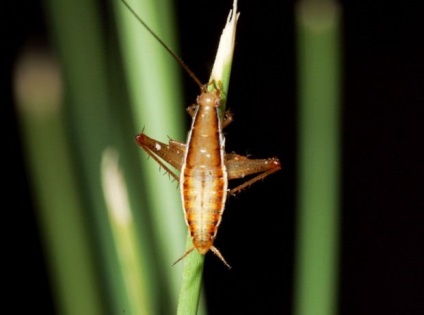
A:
[120,0,203,89]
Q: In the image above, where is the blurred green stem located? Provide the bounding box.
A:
[294,1,342,315]
[42,0,149,313]
[14,49,104,315]
[113,0,188,312]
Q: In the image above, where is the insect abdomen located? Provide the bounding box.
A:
[183,169,227,254]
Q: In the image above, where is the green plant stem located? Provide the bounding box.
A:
[294,1,342,315]
[42,0,153,313]
[176,234,206,315]
[176,1,239,314]
[113,0,188,312]
[14,50,104,315]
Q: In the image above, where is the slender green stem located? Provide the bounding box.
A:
[113,0,188,312]
[176,1,239,314]
[101,149,153,314]
[42,0,162,313]
[14,49,105,315]
[294,1,341,315]
[176,235,206,315]
[33,0,132,312]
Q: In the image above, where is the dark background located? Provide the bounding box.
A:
[5,0,423,314]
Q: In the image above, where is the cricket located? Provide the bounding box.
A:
[122,0,281,268]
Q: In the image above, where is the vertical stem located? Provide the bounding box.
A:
[42,0,155,313]
[294,1,341,315]
[176,1,239,314]
[14,49,105,315]
[113,0,187,311]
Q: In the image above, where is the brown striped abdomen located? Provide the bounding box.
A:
[180,91,228,255]
[182,167,227,254]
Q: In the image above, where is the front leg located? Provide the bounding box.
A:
[186,104,197,118]
[222,109,233,129]
[186,105,232,129]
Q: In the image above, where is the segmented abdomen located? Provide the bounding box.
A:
[182,168,227,254]
[180,100,227,255]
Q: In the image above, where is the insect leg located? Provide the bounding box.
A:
[222,110,233,129]
[186,105,197,118]
[226,154,281,195]
[135,132,186,181]
[169,139,187,153]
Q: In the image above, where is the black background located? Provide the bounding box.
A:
[5,0,423,314]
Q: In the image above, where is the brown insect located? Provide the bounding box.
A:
[124,0,281,268]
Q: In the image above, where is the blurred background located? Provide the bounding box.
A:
[4,0,423,314]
